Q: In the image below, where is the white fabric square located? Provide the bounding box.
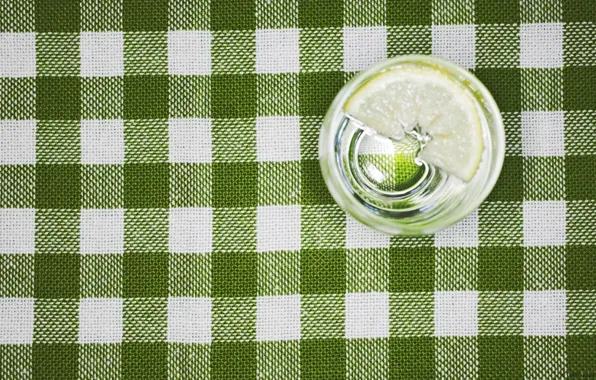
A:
[168,31,212,75]
[79,298,123,343]
[0,209,35,254]
[81,32,124,77]
[524,291,566,336]
[169,208,213,254]
[256,29,299,74]
[520,23,563,68]
[168,297,212,343]
[169,118,212,163]
[0,33,35,77]
[435,291,478,336]
[523,201,566,247]
[345,292,390,339]
[257,206,301,252]
[346,216,390,249]
[257,295,301,341]
[81,120,125,164]
[432,25,476,69]
[343,27,388,72]
[0,120,36,164]
[521,111,565,157]
[435,211,479,247]
[81,209,124,254]
[0,299,34,343]
[256,116,300,162]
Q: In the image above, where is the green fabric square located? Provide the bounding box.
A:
[0,165,35,208]
[34,299,79,343]
[523,337,566,379]
[478,247,523,291]
[170,163,211,207]
[257,341,300,379]
[257,74,299,116]
[0,78,36,119]
[564,23,596,68]
[299,28,343,72]
[347,248,389,293]
[213,251,257,297]
[124,120,169,163]
[564,0,596,22]
[2,345,32,380]
[566,155,596,200]
[524,247,566,291]
[213,208,256,252]
[503,112,522,156]
[80,344,121,380]
[0,254,34,297]
[476,25,520,69]
[212,74,256,119]
[299,72,344,116]
[521,0,562,23]
[567,336,596,377]
[478,336,524,379]
[301,249,346,294]
[478,292,523,335]
[387,0,431,25]
[123,252,168,297]
[212,297,256,342]
[169,253,211,297]
[212,30,255,75]
[567,201,596,246]
[36,77,81,120]
[258,161,300,206]
[301,294,344,339]
[479,201,524,246]
[523,157,565,200]
[36,209,80,254]
[168,343,210,380]
[301,205,346,249]
[256,0,298,29]
[486,156,523,202]
[567,246,596,290]
[124,163,169,208]
[124,209,168,252]
[390,247,434,292]
[34,254,80,298]
[522,68,563,111]
[301,159,334,205]
[301,339,345,379]
[299,0,342,28]
[212,118,256,162]
[35,0,79,32]
[390,337,435,379]
[122,343,167,380]
[169,75,210,119]
[436,247,478,291]
[124,76,169,119]
[82,77,124,119]
[300,116,322,160]
[344,0,384,27]
[36,33,80,76]
[390,293,434,337]
[474,68,521,112]
[81,254,122,298]
[0,0,34,32]
[81,0,123,32]
[169,0,210,30]
[475,0,520,24]
[387,26,432,57]
[123,0,168,31]
[82,165,124,209]
[211,0,255,30]
[565,67,596,110]
[212,162,257,207]
[36,164,81,209]
[258,250,300,296]
[124,32,168,75]
[123,298,167,342]
[36,121,81,164]
[211,342,256,379]
[431,0,474,24]
[33,344,78,380]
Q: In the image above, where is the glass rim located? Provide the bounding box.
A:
[319,55,506,235]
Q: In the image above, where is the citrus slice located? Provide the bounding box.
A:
[345,66,483,182]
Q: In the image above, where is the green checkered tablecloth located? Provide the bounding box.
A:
[1,0,595,378]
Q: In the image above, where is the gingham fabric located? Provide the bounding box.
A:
[1,0,595,378]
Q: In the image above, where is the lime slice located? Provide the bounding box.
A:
[345,66,483,182]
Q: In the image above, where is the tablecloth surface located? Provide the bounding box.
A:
[1,0,595,378]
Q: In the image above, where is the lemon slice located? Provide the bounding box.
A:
[345,66,483,182]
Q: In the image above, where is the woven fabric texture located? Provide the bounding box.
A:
[1,0,595,378]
